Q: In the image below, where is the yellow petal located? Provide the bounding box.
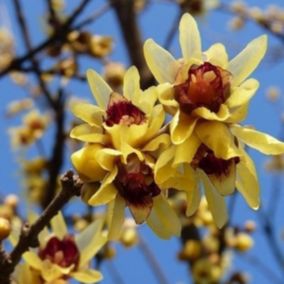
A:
[236,149,260,209]
[107,195,125,240]
[137,86,158,114]
[72,269,103,283]
[95,148,121,171]
[228,35,267,86]
[170,110,197,144]
[70,124,108,144]
[157,83,178,113]
[88,167,118,206]
[143,134,171,152]
[231,124,284,155]
[155,146,175,184]
[71,103,104,126]
[208,162,236,195]
[76,219,107,267]
[50,211,68,240]
[179,13,202,61]
[226,102,249,123]
[173,134,200,165]
[196,121,240,159]
[144,39,179,83]
[193,104,230,121]
[71,145,107,181]
[199,170,228,228]
[86,69,112,109]
[226,79,259,109]
[129,204,152,224]
[23,251,43,270]
[123,66,140,102]
[186,186,201,216]
[147,195,181,239]
[204,43,228,69]
[41,261,72,282]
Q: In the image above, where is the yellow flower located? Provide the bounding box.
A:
[144,13,267,145]
[18,213,107,283]
[70,66,180,239]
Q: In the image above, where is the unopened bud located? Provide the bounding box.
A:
[0,218,11,240]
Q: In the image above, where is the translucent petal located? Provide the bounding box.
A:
[72,269,103,283]
[226,102,249,123]
[199,170,228,228]
[196,121,240,159]
[144,39,179,83]
[170,110,198,144]
[204,43,228,68]
[186,186,201,216]
[209,162,236,196]
[147,195,181,239]
[76,219,107,267]
[231,124,284,155]
[138,86,158,114]
[70,103,104,126]
[86,69,112,108]
[236,149,260,209]
[129,204,152,224]
[123,66,140,102]
[228,35,267,86]
[179,13,202,61]
[50,211,68,240]
[88,167,118,206]
[226,79,259,109]
[107,195,125,240]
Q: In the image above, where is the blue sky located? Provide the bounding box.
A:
[0,0,284,283]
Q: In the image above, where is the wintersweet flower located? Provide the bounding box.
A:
[15,213,107,283]
[70,66,180,239]
[144,13,267,145]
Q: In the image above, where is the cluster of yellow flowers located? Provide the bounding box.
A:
[70,13,284,240]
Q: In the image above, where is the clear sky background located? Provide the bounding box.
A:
[0,0,284,283]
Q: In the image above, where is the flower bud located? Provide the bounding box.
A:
[0,217,11,240]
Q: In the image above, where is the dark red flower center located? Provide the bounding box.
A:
[114,155,160,207]
[174,62,231,113]
[104,93,146,126]
[38,235,79,269]
[192,144,240,176]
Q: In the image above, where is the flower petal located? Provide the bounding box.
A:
[186,186,201,217]
[147,195,181,239]
[123,66,140,102]
[71,103,104,126]
[199,170,228,228]
[129,204,152,224]
[231,124,284,155]
[226,79,259,109]
[170,110,198,144]
[236,149,260,209]
[71,145,107,181]
[204,43,228,69]
[173,134,201,165]
[72,269,103,283]
[143,134,171,152]
[144,39,179,83]
[107,195,125,240]
[226,102,249,123]
[86,69,112,109]
[228,35,267,86]
[76,219,107,267]
[196,121,240,159]
[70,124,108,144]
[193,104,230,121]
[50,211,68,240]
[23,251,43,270]
[95,148,121,171]
[179,13,202,61]
[88,167,118,206]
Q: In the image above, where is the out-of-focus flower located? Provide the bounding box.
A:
[178,0,219,16]
[266,86,280,102]
[0,27,14,70]
[103,62,126,90]
[89,35,113,58]
[14,213,107,283]
[0,217,11,241]
[6,99,33,117]
[70,67,180,239]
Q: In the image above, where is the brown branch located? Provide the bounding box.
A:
[108,0,154,89]
[0,171,82,284]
